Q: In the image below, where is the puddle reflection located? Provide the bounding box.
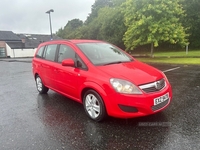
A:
[37,92,171,149]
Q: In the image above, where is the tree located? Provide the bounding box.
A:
[97,7,126,48]
[112,0,126,6]
[77,0,126,48]
[123,0,188,56]
[85,0,113,24]
[181,0,200,48]
[56,19,83,39]
[56,0,127,47]
[56,27,65,38]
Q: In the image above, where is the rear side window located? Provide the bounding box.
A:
[44,44,57,61]
[35,46,44,58]
[57,45,75,63]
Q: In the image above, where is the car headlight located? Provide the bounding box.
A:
[110,78,142,94]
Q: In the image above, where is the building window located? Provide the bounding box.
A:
[0,47,6,57]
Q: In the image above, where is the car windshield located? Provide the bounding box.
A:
[76,43,133,66]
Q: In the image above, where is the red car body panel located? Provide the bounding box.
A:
[32,40,172,119]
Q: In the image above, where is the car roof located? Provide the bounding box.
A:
[68,39,103,44]
[40,39,104,45]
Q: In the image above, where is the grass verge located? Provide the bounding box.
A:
[153,50,200,57]
[137,57,200,65]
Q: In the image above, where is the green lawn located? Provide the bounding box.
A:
[137,57,200,65]
[133,50,200,65]
[153,50,200,57]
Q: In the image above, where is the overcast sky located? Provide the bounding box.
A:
[0,0,95,34]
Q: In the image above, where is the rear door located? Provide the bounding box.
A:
[40,44,58,89]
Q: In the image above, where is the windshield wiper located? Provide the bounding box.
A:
[103,61,123,66]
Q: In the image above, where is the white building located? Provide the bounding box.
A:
[0,31,61,58]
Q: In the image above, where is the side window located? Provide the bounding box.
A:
[35,46,44,58]
[44,44,57,61]
[58,45,75,63]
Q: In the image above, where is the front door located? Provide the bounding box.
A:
[54,44,79,99]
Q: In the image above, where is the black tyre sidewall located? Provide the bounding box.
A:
[36,75,49,94]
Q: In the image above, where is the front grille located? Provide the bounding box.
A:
[151,98,169,111]
[139,79,166,93]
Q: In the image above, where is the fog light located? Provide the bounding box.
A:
[118,105,138,113]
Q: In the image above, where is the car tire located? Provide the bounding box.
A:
[83,90,107,122]
[35,75,49,94]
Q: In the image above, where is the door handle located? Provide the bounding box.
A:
[54,69,64,73]
[54,69,58,73]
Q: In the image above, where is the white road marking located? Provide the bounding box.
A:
[163,67,180,73]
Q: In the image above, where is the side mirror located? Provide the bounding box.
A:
[62,59,75,67]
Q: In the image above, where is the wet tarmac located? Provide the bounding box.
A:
[0,61,200,150]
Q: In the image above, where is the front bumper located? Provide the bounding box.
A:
[103,84,172,118]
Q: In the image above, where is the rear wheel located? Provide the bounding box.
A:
[83,90,107,122]
[35,75,49,94]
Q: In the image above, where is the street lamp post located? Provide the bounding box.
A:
[46,9,54,40]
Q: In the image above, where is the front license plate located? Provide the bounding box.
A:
[154,93,169,105]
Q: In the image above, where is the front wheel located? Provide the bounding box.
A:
[35,75,49,94]
[83,90,107,122]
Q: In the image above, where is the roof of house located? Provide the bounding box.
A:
[17,34,62,48]
[6,41,25,49]
[0,31,21,41]
[0,30,62,49]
